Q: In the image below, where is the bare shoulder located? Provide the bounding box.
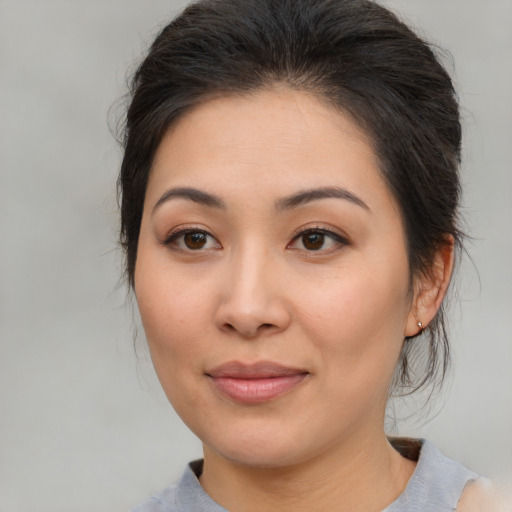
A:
[457,478,512,512]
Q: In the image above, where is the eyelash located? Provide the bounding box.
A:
[288,226,349,252]
[162,226,349,253]
[162,227,221,251]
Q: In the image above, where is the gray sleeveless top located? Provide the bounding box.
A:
[131,439,478,512]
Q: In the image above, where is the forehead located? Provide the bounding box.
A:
[147,89,399,218]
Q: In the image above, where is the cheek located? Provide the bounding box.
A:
[135,270,215,422]
[134,246,213,379]
[294,254,411,383]
[299,261,409,335]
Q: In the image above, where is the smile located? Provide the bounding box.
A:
[206,361,309,404]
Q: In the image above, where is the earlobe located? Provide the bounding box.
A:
[404,236,455,337]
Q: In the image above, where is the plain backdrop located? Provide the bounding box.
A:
[1,1,511,511]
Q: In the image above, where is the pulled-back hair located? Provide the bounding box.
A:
[118,0,463,395]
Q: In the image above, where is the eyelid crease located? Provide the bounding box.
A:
[288,226,351,252]
[160,225,349,252]
[161,225,221,249]
[291,225,350,244]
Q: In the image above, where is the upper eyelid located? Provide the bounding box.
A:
[162,226,219,245]
[291,226,349,242]
[161,225,348,248]
[287,227,351,254]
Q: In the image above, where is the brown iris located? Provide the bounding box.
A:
[184,232,208,249]
[302,232,325,250]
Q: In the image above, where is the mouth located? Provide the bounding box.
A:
[205,361,309,404]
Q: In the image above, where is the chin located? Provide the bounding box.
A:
[201,422,321,470]
[214,443,304,469]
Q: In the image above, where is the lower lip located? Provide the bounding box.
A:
[209,374,308,404]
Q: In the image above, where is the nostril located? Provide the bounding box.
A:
[221,321,277,338]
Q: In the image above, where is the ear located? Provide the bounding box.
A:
[404,236,455,337]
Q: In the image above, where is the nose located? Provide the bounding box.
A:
[214,245,291,339]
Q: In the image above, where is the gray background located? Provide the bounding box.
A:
[1,1,511,511]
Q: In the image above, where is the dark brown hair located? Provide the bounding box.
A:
[118,0,463,395]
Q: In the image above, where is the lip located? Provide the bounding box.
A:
[206,361,309,404]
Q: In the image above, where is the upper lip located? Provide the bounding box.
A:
[206,360,309,379]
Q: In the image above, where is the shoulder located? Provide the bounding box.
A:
[385,438,479,512]
[129,460,213,512]
[458,478,512,512]
[129,484,179,512]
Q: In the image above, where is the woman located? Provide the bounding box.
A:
[118,0,501,510]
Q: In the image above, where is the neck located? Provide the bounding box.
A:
[199,431,416,512]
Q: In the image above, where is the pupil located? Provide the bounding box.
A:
[185,232,206,249]
[303,232,324,250]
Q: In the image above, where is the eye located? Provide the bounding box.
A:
[164,228,221,251]
[289,228,348,252]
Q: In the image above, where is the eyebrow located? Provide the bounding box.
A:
[152,185,369,215]
[152,187,226,215]
[276,186,370,211]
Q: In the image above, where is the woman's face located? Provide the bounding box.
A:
[135,89,420,468]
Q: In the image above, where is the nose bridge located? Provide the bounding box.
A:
[215,237,289,337]
[242,233,273,282]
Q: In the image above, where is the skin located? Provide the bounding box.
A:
[135,89,453,512]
